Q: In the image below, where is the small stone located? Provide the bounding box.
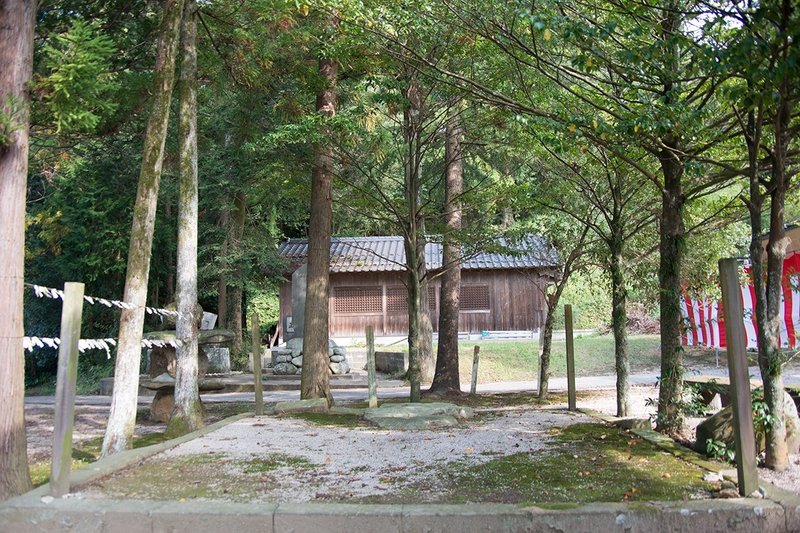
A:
[715,488,740,499]
[40,496,54,504]
[720,480,736,491]
[291,356,303,367]
[333,346,346,356]
[273,362,296,375]
[275,354,292,363]
[703,472,723,483]
[748,489,764,499]
[295,367,303,375]
[330,354,345,363]
[329,362,343,374]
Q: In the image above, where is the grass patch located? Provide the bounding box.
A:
[240,453,317,473]
[456,334,663,384]
[427,422,710,505]
[29,432,171,488]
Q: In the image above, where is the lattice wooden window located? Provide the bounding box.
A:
[460,285,490,311]
[428,285,437,313]
[334,286,382,314]
[387,286,407,313]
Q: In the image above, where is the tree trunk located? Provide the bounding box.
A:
[405,238,422,402]
[401,75,425,402]
[168,0,203,437]
[418,243,434,383]
[538,294,557,399]
[300,50,337,403]
[610,236,630,417]
[0,0,35,501]
[229,191,246,355]
[430,118,464,395]
[760,0,794,471]
[102,0,184,457]
[655,142,686,434]
[217,211,229,328]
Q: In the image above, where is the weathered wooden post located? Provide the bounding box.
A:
[470,345,480,395]
[718,258,758,496]
[565,304,576,411]
[251,314,264,416]
[366,325,378,408]
[50,282,85,497]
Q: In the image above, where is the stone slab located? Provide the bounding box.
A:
[274,503,402,533]
[375,351,407,373]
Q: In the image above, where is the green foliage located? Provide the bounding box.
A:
[0,96,26,148]
[705,438,735,463]
[554,268,611,329]
[247,286,280,329]
[37,19,120,133]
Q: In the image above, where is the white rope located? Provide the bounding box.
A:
[27,283,182,318]
[23,336,183,358]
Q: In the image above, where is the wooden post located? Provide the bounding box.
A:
[251,314,264,416]
[470,345,480,395]
[366,325,377,408]
[718,258,758,496]
[565,304,576,411]
[50,282,85,497]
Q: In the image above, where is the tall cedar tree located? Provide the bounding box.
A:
[102,0,184,456]
[169,0,203,436]
[429,117,464,395]
[300,15,338,403]
[0,0,36,500]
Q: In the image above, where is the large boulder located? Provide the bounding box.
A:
[696,390,800,455]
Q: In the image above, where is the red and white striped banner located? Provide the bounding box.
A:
[680,251,800,349]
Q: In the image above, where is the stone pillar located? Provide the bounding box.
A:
[287,263,307,341]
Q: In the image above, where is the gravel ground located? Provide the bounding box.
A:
[141,409,591,502]
[25,385,800,496]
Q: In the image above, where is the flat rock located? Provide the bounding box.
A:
[363,402,474,429]
[275,398,329,414]
[368,414,460,430]
[291,356,303,367]
[365,402,474,420]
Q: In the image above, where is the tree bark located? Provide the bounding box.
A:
[405,238,422,402]
[217,210,229,328]
[537,294,557,398]
[610,235,630,417]
[759,0,794,472]
[228,191,246,355]
[168,0,203,437]
[0,0,35,501]
[300,49,337,403]
[430,118,464,395]
[403,76,424,402]
[102,0,184,457]
[655,141,686,434]
[418,245,434,383]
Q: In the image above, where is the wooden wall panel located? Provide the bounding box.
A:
[279,267,551,339]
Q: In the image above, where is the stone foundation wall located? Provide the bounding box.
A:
[271,338,350,375]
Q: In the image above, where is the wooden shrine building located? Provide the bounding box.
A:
[278,236,560,339]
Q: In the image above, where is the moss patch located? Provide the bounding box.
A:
[420,423,711,505]
[240,453,317,473]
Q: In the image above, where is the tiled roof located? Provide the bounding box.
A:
[279,235,559,273]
